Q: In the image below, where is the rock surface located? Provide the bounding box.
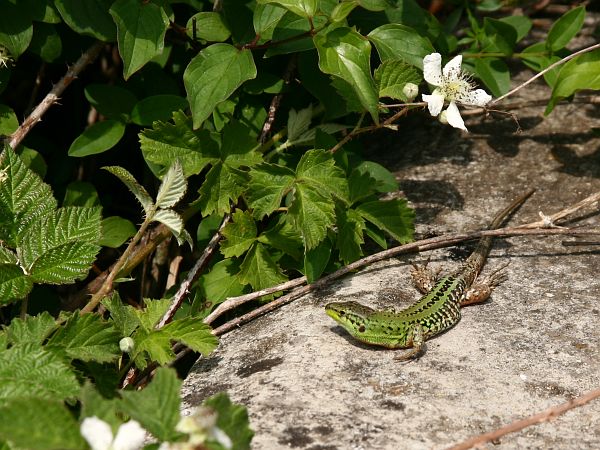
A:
[182,62,600,449]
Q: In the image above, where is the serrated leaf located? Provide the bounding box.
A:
[102,293,140,337]
[287,105,313,142]
[120,367,181,441]
[20,207,102,284]
[238,242,287,291]
[0,246,16,264]
[0,344,79,402]
[155,160,186,209]
[221,210,257,258]
[314,27,379,123]
[221,120,263,168]
[79,382,120,428]
[4,312,58,346]
[103,166,153,215]
[368,24,435,69]
[0,146,57,247]
[336,207,366,264]
[135,298,171,330]
[256,0,316,18]
[203,393,253,450]
[288,184,335,250]
[139,111,220,178]
[153,209,184,236]
[110,0,170,79]
[0,264,32,304]
[257,218,303,260]
[0,397,85,450]
[195,259,247,316]
[184,43,257,129]
[547,6,585,52]
[247,163,295,219]
[161,318,218,356]
[374,59,422,100]
[198,163,248,216]
[47,312,120,362]
[296,149,349,202]
[355,199,414,243]
[133,328,174,369]
[55,0,116,41]
[349,161,398,203]
[304,239,331,283]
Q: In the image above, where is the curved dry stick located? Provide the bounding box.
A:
[445,387,600,450]
[6,41,105,149]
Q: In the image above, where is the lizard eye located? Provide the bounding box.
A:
[339,310,345,316]
[358,325,366,333]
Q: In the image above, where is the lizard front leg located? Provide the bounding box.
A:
[461,265,508,306]
[410,259,440,294]
[394,324,425,361]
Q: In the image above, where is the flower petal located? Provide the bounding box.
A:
[81,417,113,450]
[445,101,467,131]
[423,53,443,86]
[422,91,445,116]
[456,88,492,106]
[442,55,463,80]
[112,420,147,450]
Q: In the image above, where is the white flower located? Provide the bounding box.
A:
[80,417,146,450]
[421,53,492,131]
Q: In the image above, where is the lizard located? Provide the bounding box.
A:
[324,189,535,360]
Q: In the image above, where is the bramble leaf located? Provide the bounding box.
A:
[221,210,257,258]
[368,24,434,69]
[374,59,422,100]
[336,207,366,264]
[355,199,414,244]
[247,164,295,219]
[238,243,287,291]
[198,163,248,216]
[103,166,153,215]
[3,312,58,346]
[287,184,335,250]
[296,149,348,202]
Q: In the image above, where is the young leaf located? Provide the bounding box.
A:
[68,120,126,157]
[139,111,220,178]
[355,199,415,244]
[0,397,85,450]
[287,105,313,143]
[161,318,218,356]
[221,210,257,258]
[0,344,79,402]
[135,298,171,330]
[203,393,254,450]
[547,6,585,52]
[0,146,57,247]
[368,24,435,69]
[3,312,58,346]
[314,27,379,123]
[103,166,153,215]
[155,160,186,209]
[153,209,185,239]
[184,43,257,129]
[46,312,121,363]
[238,242,287,291]
[120,367,181,442]
[246,163,295,219]
[110,0,170,79]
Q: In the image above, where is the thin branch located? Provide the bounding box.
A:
[492,42,600,105]
[155,214,230,329]
[6,41,104,149]
[211,225,600,336]
[521,191,600,229]
[445,387,600,450]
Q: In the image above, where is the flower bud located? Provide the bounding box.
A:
[119,337,135,353]
[439,110,448,125]
[402,83,419,101]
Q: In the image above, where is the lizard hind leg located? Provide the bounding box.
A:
[394,324,425,361]
[411,256,441,294]
[461,263,509,306]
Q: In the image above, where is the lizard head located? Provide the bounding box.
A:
[325,301,374,335]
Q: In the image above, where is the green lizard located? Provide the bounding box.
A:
[325,189,535,360]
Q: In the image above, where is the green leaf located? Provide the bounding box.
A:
[29,22,62,62]
[203,393,253,450]
[0,344,79,402]
[21,207,102,284]
[63,181,100,207]
[153,209,184,236]
[238,242,287,291]
[84,84,138,121]
[103,166,153,215]
[287,105,313,143]
[473,57,511,97]
[196,258,247,311]
[220,120,263,168]
[0,1,32,58]
[16,147,47,178]
[520,42,562,86]
[55,0,116,41]
[331,1,358,22]
[0,105,18,136]
[314,27,379,123]
[253,3,287,40]
[374,59,422,100]
[47,312,120,362]
[184,43,257,129]
[498,16,532,43]
[336,207,365,264]
[156,160,186,209]
[135,298,171,330]
[547,6,585,52]
[247,163,295,219]
[482,17,517,55]
[0,264,32,304]
[355,199,414,243]
[198,163,248,216]
[546,49,600,114]
[131,95,188,126]
[350,161,398,199]
[0,146,57,247]
[368,24,435,69]
[296,149,348,202]
[3,312,58,346]
[256,0,317,18]
[99,216,136,248]
[257,218,303,260]
[68,120,126,157]
[102,293,140,337]
[161,318,218,356]
[120,367,181,442]
[187,12,231,42]
[304,239,331,283]
[264,11,327,57]
[0,397,85,450]
[288,184,335,250]
[221,210,257,258]
[79,383,120,428]
[140,111,220,178]
[110,0,170,79]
